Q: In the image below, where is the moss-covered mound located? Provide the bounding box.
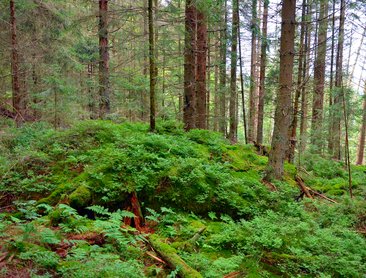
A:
[0,120,297,219]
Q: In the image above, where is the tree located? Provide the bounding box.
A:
[10,0,23,125]
[265,0,296,180]
[228,0,238,143]
[256,0,269,145]
[219,0,228,135]
[311,0,329,152]
[148,0,156,131]
[195,8,208,129]
[332,0,346,160]
[288,0,307,162]
[98,0,111,118]
[183,0,197,131]
[357,82,366,165]
[248,0,258,143]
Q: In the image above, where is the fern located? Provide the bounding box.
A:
[87,205,111,217]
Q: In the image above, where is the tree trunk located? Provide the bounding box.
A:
[310,0,328,152]
[219,0,227,135]
[332,0,345,160]
[228,0,239,143]
[183,0,197,131]
[148,0,156,132]
[288,0,307,163]
[248,0,258,143]
[10,0,22,125]
[195,9,208,129]
[328,0,336,154]
[357,83,366,165]
[256,0,269,145]
[214,37,219,132]
[238,8,248,144]
[265,0,296,180]
[98,0,111,118]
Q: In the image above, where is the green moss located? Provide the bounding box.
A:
[37,183,74,205]
[149,234,203,278]
[69,184,92,209]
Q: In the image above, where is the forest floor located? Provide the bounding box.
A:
[0,120,365,277]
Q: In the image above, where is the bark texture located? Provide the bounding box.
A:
[356,83,366,165]
[195,9,207,129]
[265,0,296,180]
[311,0,328,151]
[228,0,239,143]
[98,0,111,118]
[256,0,269,145]
[149,0,156,131]
[183,0,197,131]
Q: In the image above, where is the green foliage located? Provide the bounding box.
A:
[0,121,365,277]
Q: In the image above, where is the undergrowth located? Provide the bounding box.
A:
[0,120,365,277]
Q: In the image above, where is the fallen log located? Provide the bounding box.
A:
[149,234,202,278]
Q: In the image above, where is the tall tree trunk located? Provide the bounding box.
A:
[299,0,311,153]
[248,0,258,143]
[219,0,228,135]
[238,8,248,144]
[332,0,345,160]
[228,0,239,143]
[206,30,211,129]
[142,0,149,121]
[357,83,366,165]
[256,0,269,145]
[196,9,208,129]
[214,36,219,132]
[288,0,306,162]
[10,0,22,125]
[183,0,197,131]
[328,0,336,154]
[88,64,96,119]
[98,0,111,118]
[148,0,156,131]
[310,0,328,152]
[265,0,296,180]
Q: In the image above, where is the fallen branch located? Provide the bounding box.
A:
[188,227,206,243]
[295,176,313,199]
[307,188,338,204]
[295,175,338,203]
[146,251,166,264]
[261,179,277,191]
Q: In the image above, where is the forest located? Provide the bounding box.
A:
[0,0,365,277]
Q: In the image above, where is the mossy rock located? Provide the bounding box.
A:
[69,184,92,209]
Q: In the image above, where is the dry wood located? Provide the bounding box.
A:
[295,176,313,199]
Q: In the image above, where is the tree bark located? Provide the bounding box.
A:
[256,0,269,145]
[332,0,345,160]
[310,0,328,152]
[219,0,228,135]
[148,0,156,131]
[10,0,23,125]
[196,9,208,129]
[183,0,197,131]
[288,0,307,163]
[356,83,366,165]
[248,0,258,143]
[228,0,239,143]
[98,0,111,118]
[265,0,296,180]
[328,0,336,154]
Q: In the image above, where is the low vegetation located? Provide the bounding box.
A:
[0,121,365,277]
